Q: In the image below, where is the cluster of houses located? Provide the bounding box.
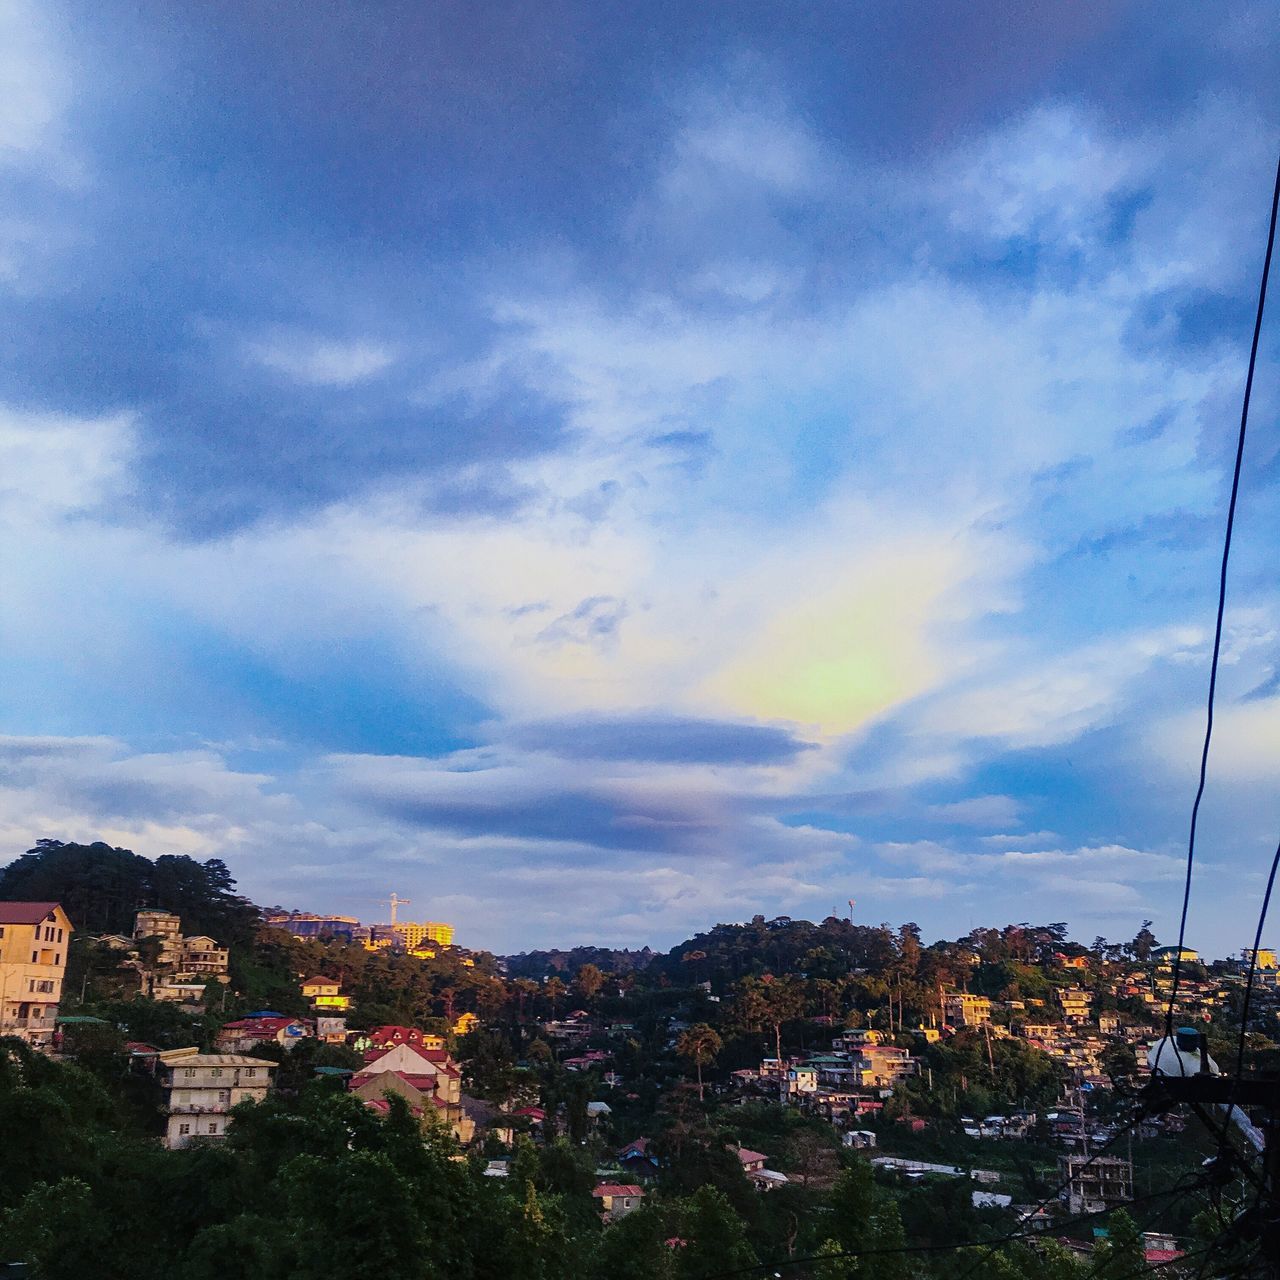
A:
[94,909,231,1009]
[128,1021,475,1149]
[486,1135,790,1223]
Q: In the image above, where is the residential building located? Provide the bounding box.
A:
[216,1014,312,1052]
[158,1047,275,1149]
[1242,948,1277,970]
[1060,1153,1133,1215]
[133,910,183,964]
[315,1015,348,1044]
[944,993,992,1026]
[1057,988,1092,1023]
[179,935,229,976]
[735,1147,789,1190]
[617,1137,660,1179]
[0,902,73,1049]
[593,1184,645,1221]
[300,975,351,1011]
[365,1024,446,1052]
[355,1037,474,1143]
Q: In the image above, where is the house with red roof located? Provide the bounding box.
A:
[0,901,73,1049]
[365,1025,446,1051]
[355,1037,473,1144]
[215,1015,312,1052]
[592,1183,645,1221]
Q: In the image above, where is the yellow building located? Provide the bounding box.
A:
[943,992,992,1027]
[301,975,352,1011]
[1243,948,1277,970]
[0,902,73,1049]
[393,920,454,950]
[452,1011,478,1036]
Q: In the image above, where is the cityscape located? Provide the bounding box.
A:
[3,0,1280,1277]
[1,838,1279,1276]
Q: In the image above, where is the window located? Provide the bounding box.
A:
[183,1068,195,1078]
[56,928,63,943]
[210,1067,222,1077]
[178,1123,190,1136]
[243,1068,255,1078]
[207,1122,218,1134]
[55,954,60,965]
[0,926,5,938]
[30,952,37,963]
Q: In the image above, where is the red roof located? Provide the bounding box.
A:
[369,1025,431,1045]
[593,1184,644,1198]
[513,1106,546,1121]
[737,1148,767,1166]
[0,901,62,925]
[1145,1250,1183,1265]
[301,976,340,987]
[222,1016,302,1033]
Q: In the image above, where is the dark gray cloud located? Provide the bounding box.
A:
[340,778,720,854]
[506,714,815,765]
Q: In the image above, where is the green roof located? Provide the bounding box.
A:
[55,1015,110,1025]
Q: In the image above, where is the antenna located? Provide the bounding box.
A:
[848,898,856,923]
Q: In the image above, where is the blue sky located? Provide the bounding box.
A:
[2,0,1278,954]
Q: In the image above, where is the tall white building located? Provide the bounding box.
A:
[157,1048,275,1149]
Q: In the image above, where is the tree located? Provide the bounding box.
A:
[675,1186,756,1280]
[544,977,567,1016]
[759,975,805,1063]
[1129,921,1158,963]
[573,963,605,1004]
[827,1160,877,1258]
[1090,1209,1144,1278]
[675,1023,722,1101]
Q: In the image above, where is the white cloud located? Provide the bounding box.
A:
[246,331,397,386]
[0,0,68,164]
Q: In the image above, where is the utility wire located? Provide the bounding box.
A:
[1074,1175,1206,1280]
[1165,147,1280,1038]
[951,1114,1146,1280]
[1232,835,1280,1079]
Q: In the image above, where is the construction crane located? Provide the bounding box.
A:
[382,893,411,925]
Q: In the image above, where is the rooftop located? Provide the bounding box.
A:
[0,901,62,925]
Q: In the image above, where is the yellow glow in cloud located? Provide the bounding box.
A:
[706,549,959,735]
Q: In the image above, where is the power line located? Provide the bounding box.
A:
[951,1114,1147,1280]
[1165,146,1280,1038]
[1233,837,1280,1079]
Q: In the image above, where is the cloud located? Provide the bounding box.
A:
[0,17,1277,956]
[505,713,815,765]
[245,331,397,387]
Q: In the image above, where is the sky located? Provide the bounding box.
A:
[1,0,1279,956]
